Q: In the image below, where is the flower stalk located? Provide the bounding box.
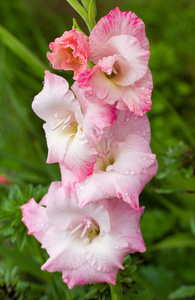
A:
[110,283,123,300]
[66,0,96,32]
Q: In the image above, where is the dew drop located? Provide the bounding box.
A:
[142,156,146,161]
[141,86,145,91]
[128,144,132,149]
[36,224,40,227]
[114,245,118,250]
[126,117,129,122]
[130,171,134,175]
[124,192,128,196]
[138,158,141,162]
[124,170,129,175]
[79,185,85,191]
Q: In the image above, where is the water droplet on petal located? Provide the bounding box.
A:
[128,144,132,148]
[130,171,134,175]
[114,245,118,250]
[141,86,145,91]
[124,170,129,175]
[138,158,141,162]
[142,157,146,161]
[126,117,129,122]
[79,185,85,191]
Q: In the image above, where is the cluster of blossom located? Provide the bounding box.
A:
[21,7,158,289]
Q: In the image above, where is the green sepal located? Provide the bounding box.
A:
[72,18,83,33]
[88,0,97,27]
[81,0,90,11]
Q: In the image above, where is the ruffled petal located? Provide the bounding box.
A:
[47,30,89,80]
[118,68,152,115]
[78,66,120,105]
[101,35,150,85]
[111,109,151,143]
[107,134,157,176]
[40,181,62,206]
[21,198,50,243]
[41,227,87,272]
[32,71,81,123]
[63,128,97,181]
[76,171,141,209]
[102,199,146,252]
[72,82,117,143]
[89,7,149,63]
[86,232,128,272]
[62,263,116,289]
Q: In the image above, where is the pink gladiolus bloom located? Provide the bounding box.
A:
[78,7,152,115]
[47,29,89,80]
[32,71,97,181]
[72,82,117,144]
[71,110,158,209]
[21,185,146,289]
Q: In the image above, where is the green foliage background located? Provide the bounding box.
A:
[0,0,195,299]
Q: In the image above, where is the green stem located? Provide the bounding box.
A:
[68,288,73,300]
[66,0,94,32]
[110,283,123,300]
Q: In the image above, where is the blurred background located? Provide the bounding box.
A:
[0,0,195,299]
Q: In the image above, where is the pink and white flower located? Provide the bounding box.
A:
[71,110,158,209]
[21,185,145,289]
[47,29,89,80]
[32,71,97,181]
[78,7,152,115]
[72,81,117,144]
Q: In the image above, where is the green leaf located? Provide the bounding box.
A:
[148,233,195,252]
[190,217,195,235]
[88,0,97,26]
[0,25,46,79]
[168,285,195,299]
[81,0,90,10]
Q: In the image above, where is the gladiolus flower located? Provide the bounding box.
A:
[32,71,97,181]
[47,29,89,80]
[72,110,158,209]
[78,7,152,115]
[21,184,146,289]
